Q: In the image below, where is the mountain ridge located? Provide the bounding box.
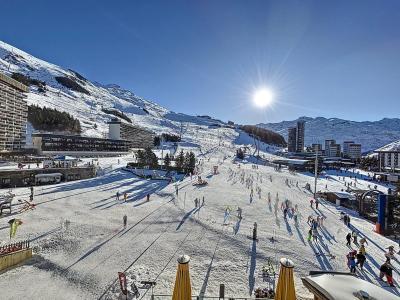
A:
[258,116,400,152]
[0,40,226,140]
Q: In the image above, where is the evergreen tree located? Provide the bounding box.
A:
[164,153,171,169]
[145,147,158,168]
[184,152,191,173]
[188,152,196,173]
[175,150,185,172]
[136,150,146,167]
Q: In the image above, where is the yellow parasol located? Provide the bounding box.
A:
[275,258,296,300]
[172,254,192,300]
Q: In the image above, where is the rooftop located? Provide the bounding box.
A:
[0,73,29,92]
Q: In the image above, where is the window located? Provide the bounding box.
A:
[1,178,11,184]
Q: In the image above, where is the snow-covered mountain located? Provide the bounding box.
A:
[0,40,225,139]
[258,116,400,152]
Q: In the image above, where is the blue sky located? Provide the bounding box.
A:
[1,0,400,124]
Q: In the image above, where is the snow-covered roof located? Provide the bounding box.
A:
[53,155,77,161]
[302,273,399,300]
[331,192,355,200]
[375,139,400,152]
[34,173,63,178]
[273,158,310,165]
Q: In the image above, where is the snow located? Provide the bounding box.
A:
[0,129,399,300]
[1,40,399,300]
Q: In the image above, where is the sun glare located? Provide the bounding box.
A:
[253,88,274,108]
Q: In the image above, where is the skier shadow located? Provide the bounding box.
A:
[311,207,326,218]
[319,227,336,244]
[284,218,293,236]
[233,218,242,235]
[199,236,222,297]
[294,225,306,246]
[248,240,257,296]
[90,197,116,209]
[66,227,124,269]
[356,229,386,253]
[268,203,272,212]
[308,240,333,270]
[176,207,199,230]
[29,226,62,243]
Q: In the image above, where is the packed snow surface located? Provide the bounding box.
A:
[0,126,399,300]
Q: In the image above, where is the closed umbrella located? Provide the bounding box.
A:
[172,254,192,300]
[275,258,296,300]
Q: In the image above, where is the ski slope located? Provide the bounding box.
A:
[0,130,399,300]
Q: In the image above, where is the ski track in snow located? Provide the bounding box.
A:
[0,130,399,300]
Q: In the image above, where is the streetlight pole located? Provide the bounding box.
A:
[314,146,318,200]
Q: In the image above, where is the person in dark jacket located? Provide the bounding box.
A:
[356,251,366,270]
[346,233,352,246]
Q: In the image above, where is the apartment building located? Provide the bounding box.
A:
[0,73,29,152]
[108,118,154,149]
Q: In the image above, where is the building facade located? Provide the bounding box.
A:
[296,121,305,153]
[375,142,400,172]
[0,73,29,152]
[287,121,305,153]
[108,118,154,149]
[287,127,297,153]
[324,139,335,155]
[343,141,355,156]
[326,143,341,158]
[348,144,361,161]
[32,133,133,156]
[311,143,323,156]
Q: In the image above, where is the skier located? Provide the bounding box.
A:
[194,198,198,208]
[30,186,34,195]
[356,251,366,270]
[283,208,288,219]
[307,228,312,241]
[380,260,394,286]
[202,196,205,207]
[29,194,33,202]
[359,244,366,255]
[352,231,358,245]
[346,233,352,246]
[123,215,127,228]
[349,255,356,274]
[310,199,314,208]
[385,246,396,260]
[116,191,120,201]
[315,199,319,209]
[124,192,127,202]
[237,207,242,219]
[146,193,150,202]
[312,228,318,242]
[359,237,368,246]
[252,222,258,241]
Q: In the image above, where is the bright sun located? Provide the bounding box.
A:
[253,88,274,108]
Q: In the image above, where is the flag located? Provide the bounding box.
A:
[8,219,23,239]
